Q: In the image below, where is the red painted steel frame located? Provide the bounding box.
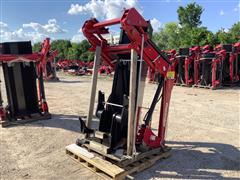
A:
[82,8,174,148]
[230,42,240,82]
[195,45,226,89]
[212,50,226,88]
[194,45,212,85]
[148,50,177,83]
[215,44,238,84]
[185,46,200,86]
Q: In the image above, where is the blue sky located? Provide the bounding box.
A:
[0,0,239,43]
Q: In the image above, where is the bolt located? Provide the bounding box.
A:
[163,66,166,71]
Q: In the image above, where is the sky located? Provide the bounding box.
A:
[0,0,239,43]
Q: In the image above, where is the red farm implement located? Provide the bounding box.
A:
[0,38,52,127]
[215,43,240,86]
[174,46,200,86]
[57,60,93,76]
[66,7,175,179]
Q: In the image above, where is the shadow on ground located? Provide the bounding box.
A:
[9,113,99,133]
[5,114,240,179]
[55,80,82,83]
[217,85,240,91]
[135,141,240,180]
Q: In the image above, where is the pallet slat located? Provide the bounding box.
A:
[66,144,171,180]
[66,144,125,179]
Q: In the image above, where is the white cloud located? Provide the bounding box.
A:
[23,19,67,34]
[219,10,225,16]
[234,2,240,12]
[1,27,47,43]
[0,22,8,29]
[0,19,67,43]
[0,22,9,33]
[150,18,162,32]
[68,0,142,20]
[71,34,85,43]
[71,29,85,43]
[223,28,229,33]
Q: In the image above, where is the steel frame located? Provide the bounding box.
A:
[82,8,175,155]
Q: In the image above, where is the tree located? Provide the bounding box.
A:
[152,22,181,50]
[80,51,94,62]
[229,22,240,42]
[190,27,216,46]
[215,29,232,44]
[178,27,192,47]
[67,43,81,60]
[78,40,91,55]
[51,40,72,60]
[32,42,41,52]
[177,2,203,29]
[67,47,79,60]
[175,2,219,47]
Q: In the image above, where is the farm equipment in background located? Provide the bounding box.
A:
[0,38,52,127]
[57,60,93,76]
[215,44,240,86]
[66,7,175,179]
[57,58,114,76]
[233,42,240,81]
[193,45,226,89]
[150,43,239,89]
[35,38,58,81]
[45,49,59,81]
[194,45,213,85]
[175,46,200,86]
[98,64,113,75]
[174,47,189,85]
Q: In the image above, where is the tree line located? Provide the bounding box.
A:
[33,39,94,61]
[153,2,240,50]
[33,2,240,62]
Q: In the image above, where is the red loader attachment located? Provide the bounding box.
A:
[81,7,174,151]
[215,44,240,85]
[0,38,52,126]
[67,8,175,172]
[147,43,239,89]
[174,46,200,86]
[193,45,226,89]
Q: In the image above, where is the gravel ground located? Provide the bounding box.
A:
[0,72,239,180]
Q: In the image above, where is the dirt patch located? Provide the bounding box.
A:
[0,72,239,179]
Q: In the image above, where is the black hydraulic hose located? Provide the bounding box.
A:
[39,68,46,99]
[144,75,164,126]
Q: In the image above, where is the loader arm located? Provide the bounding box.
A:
[82,8,174,148]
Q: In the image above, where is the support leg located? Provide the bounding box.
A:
[86,46,101,129]
[127,49,137,156]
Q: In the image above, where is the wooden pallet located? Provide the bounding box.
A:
[66,144,171,180]
[0,113,51,127]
